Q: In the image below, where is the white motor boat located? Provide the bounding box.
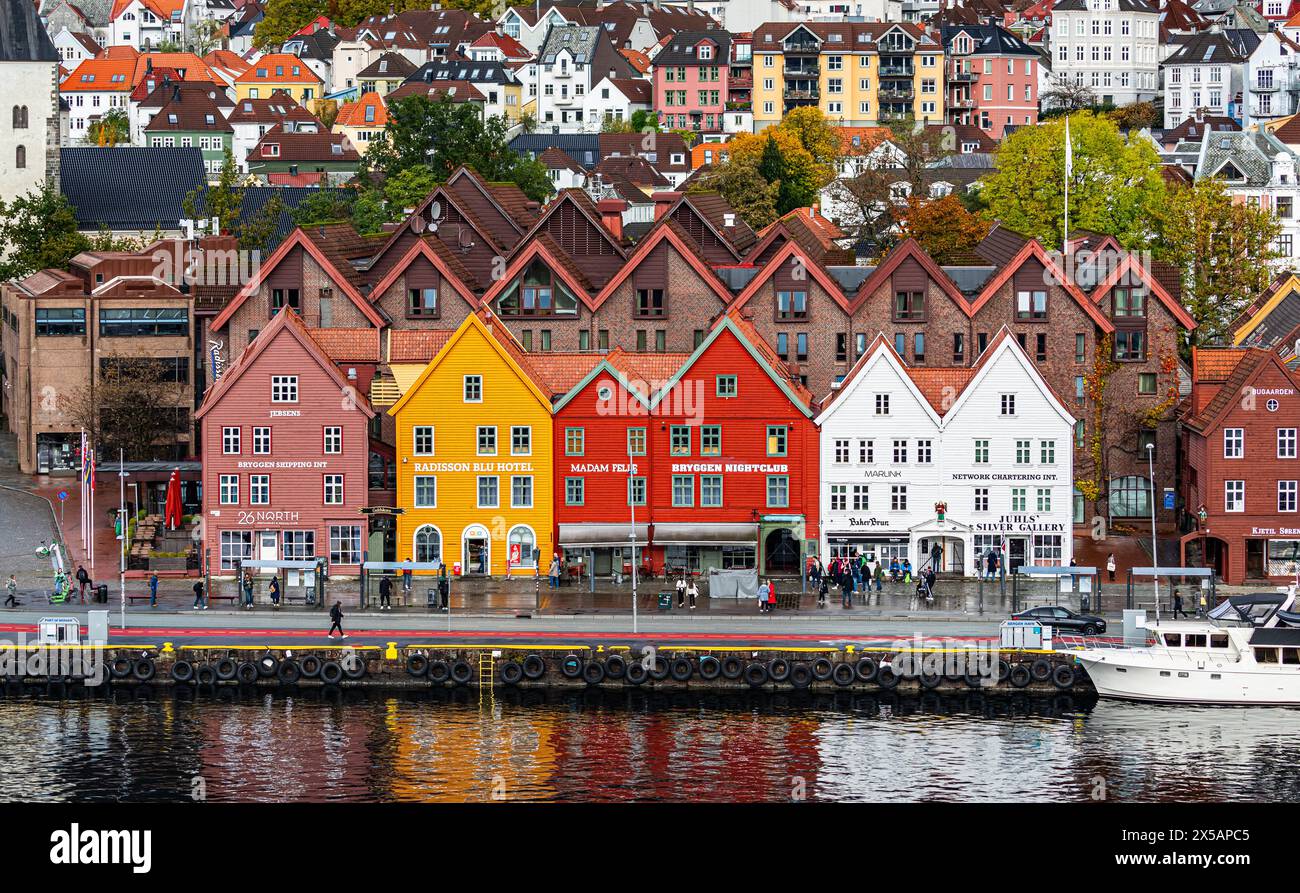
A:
[1069,586,1300,705]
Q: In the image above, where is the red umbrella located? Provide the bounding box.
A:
[164,469,182,530]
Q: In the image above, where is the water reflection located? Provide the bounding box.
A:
[0,686,1294,803]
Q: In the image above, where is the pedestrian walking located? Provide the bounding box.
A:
[5,574,17,608]
[327,601,346,638]
[379,575,392,610]
[548,553,561,590]
[766,579,777,614]
[149,572,159,608]
[817,574,828,608]
[757,580,770,614]
[269,576,281,607]
[241,573,253,610]
[676,574,687,609]
[874,562,884,592]
[686,578,698,611]
[75,564,89,602]
[985,550,996,581]
[1106,553,1116,583]
[192,579,206,609]
[1173,587,1188,619]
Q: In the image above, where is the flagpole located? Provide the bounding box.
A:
[1064,116,1071,254]
[120,449,127,631]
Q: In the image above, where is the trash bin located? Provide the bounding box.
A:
[95,584,108,604]
[657,591,672,611]
[427,588,437,608]
[1080,593,1091,613]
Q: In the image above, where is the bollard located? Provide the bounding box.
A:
[385,641,398,660]
[161,641,174,654]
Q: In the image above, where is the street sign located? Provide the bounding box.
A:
[1163,488,1175,510]
[57,490,67,501]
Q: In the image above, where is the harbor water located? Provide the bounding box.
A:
[0,687,1295,803]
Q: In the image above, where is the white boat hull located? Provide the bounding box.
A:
[1075,653,1300,706]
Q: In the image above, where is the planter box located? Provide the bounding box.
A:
[149,556,189,571]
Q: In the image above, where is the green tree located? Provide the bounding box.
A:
[234,191,287,255]
[86,107,130,146]
[0,184,90,280]
[1154,177,1282,346]
[350,190,390,234]
[630,110,659,133]
[366,94,553,202]
[182,147,244,231]
[289,188,356,226]
[383,164,439,210]
[982,112,1166,250]
[254,0,328,48]
[693,154,780,229]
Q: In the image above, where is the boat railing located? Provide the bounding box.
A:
[1054,634,1151,651]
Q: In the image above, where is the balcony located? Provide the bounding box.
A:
[551,66,572,79]
[729,75,753,90]
[726,100,750,111]
[784,65,819,78]
[949,94,975,108]
[1252,81,1280,92]
[950,69,977,83]
[879,64,915,78]
[880,109,911,121]
[879,86,914,102]
[783,88,819,101]
[784,41,820,55]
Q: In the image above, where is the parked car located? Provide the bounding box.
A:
[1011,605,1106,636]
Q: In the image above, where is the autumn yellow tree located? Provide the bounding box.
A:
[708,109,839,226]
[893,194,991,263]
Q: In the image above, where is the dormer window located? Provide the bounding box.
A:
[264,143,280,156]
[1112,287,1146,318]
[1016,289,1047,320]
[498,259,578,317]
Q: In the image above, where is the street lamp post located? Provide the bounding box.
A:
[629,461,638,634]
[1146,442,1160,610]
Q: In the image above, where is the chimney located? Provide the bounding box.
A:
[652,190,681,220]
[723,212,736,228]
[1195,106,1204,123]
[596,198,627,239]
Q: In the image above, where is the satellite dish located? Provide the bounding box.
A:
[429,200,443,222]
[411,215,426,234]
[457,227,474,250]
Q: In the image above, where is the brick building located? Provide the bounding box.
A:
[1179,347,1300,584]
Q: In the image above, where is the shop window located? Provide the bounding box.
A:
[282,531,315,560]
[414,525,441,563]
[329,525,361,565]
[1109,475,1151,518]
[219,530,252,570]
[508,527,537,567]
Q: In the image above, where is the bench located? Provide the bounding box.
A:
[126,593,155,604]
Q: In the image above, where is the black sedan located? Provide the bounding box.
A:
[1011,606,1107,636]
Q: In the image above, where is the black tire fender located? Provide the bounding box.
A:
[110,657,133,680]
[235,661,259,685]
[720,656,744,679]
[195,664,217,685]
[560,655,584,679]
[876,666,900,689]
[277,659,301,685]
[1009,664,1033,688]
[131,657,156,682]
[669,657,693,681]
[767,658,791,682]
[450,660,473,685]
[343,655,366,680]
[831,662,856,686]
[427,660,450,683]
[319,660,344,685]
[854,657,878,683]
[170,660,195,683]
[743,662,769,687]
[406,654,430,677]
[603,654,626,680]
[997,659,1012,682]
[647,655,670,681]
[499,661,524,685]
[788,663,813,689]
[522,654,547,680]
[698,656,722,680]
[215,658,238,681]
[582,660,606,685]
[1029,658,1053,683]
[257,654,278,677]
[811,657,834,681]
[625,661,648,685]
[1052,663,1077,689]
[919,672,943,689]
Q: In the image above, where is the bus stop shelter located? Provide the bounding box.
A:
[1010,566,1099,614]
[235,559,326,608]
[1126,566,1217,616]
[361,561,447,609]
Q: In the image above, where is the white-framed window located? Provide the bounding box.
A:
[219,474,238,505]
[1225,480,1245,512]
[463,374,482,402]
[1001,393,1016,415]
[1036,488,1052,512]
[1016,439,1032,464]
[829,484,846,512]
[477,426,497,456]
[834,439,849,463]
[1224,427,1244,458]
[1280,480,1298,513]
[282,530,315,560]
[219,530,252,571]
[324,426,342,454]
[511,426,531,456]
[222,426,240,454]
[413,426,434,455]
[1041,440,1056,464]
[328,525,362,565]
[852,484,868,511]
[271,375,298,402]
[875,393,890,415]
[253,426,271,455]
[974,488,989,512]
[477,475,499,508]
[890,484,907,511]
[414,475,437,508]
[250,474,270,505]
[1279,428,1297,459]
[974,440,989,464]
[511,475,533,508]
[892,439,908,464]
[858,439,873,463]
[1012,488,1027,511]
[323,474,344,505]
[414,525,442,563]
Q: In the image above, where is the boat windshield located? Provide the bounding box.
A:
[1207,593,1286,625]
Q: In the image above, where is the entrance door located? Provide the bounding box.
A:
[765,528,799,574]
[1008,538,1027,573]
[1246,539,1266,579]
[258,532,277,572]
[463,526,490,575]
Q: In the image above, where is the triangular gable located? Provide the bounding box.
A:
[387,312,552,416]
[967,239,1115,332]
[512,189,625,262]
[780,23,822,45]
[732,239,853,315]
[369,168,506,271]
[591,220,733,311]
[210,228,386,331]
[552,357,655,414]
[196,308,375,419]
[648,315,812,417]
[1092,251,1197,330]
[815,332,942,426]
[479,235,597,310]
[1207,158,1247,182]
[367,238,481,311]
[850,238,973,315]
[941,326,1076,428]
[662,194,745,261]
[1234,274,1300,345]
[1190,348,1300,433]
